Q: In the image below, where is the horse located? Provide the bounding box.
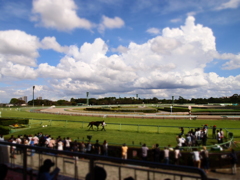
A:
[87,121,104,131]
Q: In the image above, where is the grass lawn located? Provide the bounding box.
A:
[1,107,240,149]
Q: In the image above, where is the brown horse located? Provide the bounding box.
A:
[87,121,103,130]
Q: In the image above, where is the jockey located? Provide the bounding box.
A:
[101,121,106,131]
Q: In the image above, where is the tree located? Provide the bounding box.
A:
[9,98,25,105]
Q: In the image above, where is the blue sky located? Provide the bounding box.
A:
[0,0,240,103]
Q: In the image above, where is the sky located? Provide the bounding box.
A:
[0,0,240,103]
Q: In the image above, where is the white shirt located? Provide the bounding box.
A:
[142,146,149,157]
[192,151,201,161]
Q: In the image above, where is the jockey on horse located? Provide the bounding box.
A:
[87,121,104,130]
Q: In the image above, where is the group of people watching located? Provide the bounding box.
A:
[1,133,109,159]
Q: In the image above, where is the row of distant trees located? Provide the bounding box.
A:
[8,94,240,106]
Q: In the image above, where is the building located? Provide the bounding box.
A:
[18,96,27,103]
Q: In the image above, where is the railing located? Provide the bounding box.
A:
[0,141,217,180]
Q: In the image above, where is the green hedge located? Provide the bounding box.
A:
[0,118,29,126]
[85,107,157,113]
[161,107,189,112]
[0,125,10,135]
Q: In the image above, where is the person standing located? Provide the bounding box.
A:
[48,137,56,149]
[228,149,238,175]
[201,132,207,146]
[102,140,108,156]
[192,148,201,168]
[152,144,161,162]
[29,138,35,156]
[11,138,17,158]
[141,144,149,161]
[93,140,101,155]
[179,127,184,137]
[121,143,128,159]
[163,147,170,164]
[220,128,224,143]
[57,139,63,151]
[65,137,71,151]
[174,146,181,165]
[212,125,216,139]
[216,130,221,144]
[86,142,92,153]
[201,146,209,173]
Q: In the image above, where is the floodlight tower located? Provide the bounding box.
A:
[33,86,35,107]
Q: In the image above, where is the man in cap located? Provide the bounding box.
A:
[37,159,60,180]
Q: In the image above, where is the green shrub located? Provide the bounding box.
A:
[0,118,29,126]
[0,125,10,135]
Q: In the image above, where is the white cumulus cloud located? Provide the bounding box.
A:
[146,28,161,35]
[215,0,240,10]
[31,0,93,31]
[98,15,125,33]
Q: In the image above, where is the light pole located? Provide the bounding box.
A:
[33,86,35,107]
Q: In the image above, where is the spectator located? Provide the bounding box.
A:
[48,138,56,149]
[16,135,22,154]
[85,166,107,180]
[176,135,184,149]
[72,140,79,160]
[29,137,35,156]
[220,128,224,143]
[174,146,181,165]
[228,149,238,175]
[0,134,4,141]
[201,146,209,173]
[65,137,71,151]
[212,125,216,139]
[102,140,108,156]
[152,144,161,162]
[216,130,221,144]
[192,148,201,168]
[122,143,128,159]
[168,145,174,151]
[11,138,17,158]
[201,132,207,146]
[163,147,170,164]
[37,159,60,180]
[179,127,184,136]
[86,142,92,153]
[141,143,149,161]
[80,141,86,153]
[93,140,101,155]
[186,133,192,147]
[57,139,63,151]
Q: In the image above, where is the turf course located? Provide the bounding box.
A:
[1,107,240,149]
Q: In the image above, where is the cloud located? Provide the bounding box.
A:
[41,37,69,53]
[146,28,161,35]
[170,18,182,23]
[98,15,125,33]
[215,0,240,10]
[36,16,216,93]
[111,45,129,53]
[0,30,39,66]
[31,0,93,31]
[1,16,240,102]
